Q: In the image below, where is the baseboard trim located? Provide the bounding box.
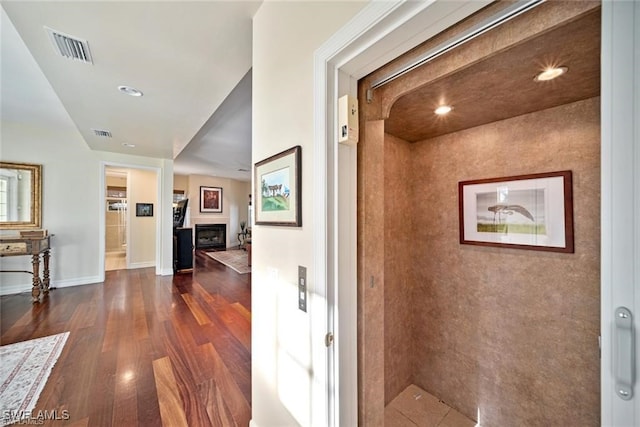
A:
[0,283,30,296]
[159,267,174,276]
[54,275,102,288]
[0,275,102,296]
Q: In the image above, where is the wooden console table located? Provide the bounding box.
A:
[0,235,53,302]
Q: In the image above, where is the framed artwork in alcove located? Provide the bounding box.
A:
[459,170,574,253]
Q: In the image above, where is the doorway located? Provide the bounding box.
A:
[105,168,128,271]
[316,0,639,426]
[358,3,600,425]
[102,165,159,273]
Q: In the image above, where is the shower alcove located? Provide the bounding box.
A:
[357,2,601,426]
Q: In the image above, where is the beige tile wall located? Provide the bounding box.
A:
[384,133,415,403]
[380,98,600,425]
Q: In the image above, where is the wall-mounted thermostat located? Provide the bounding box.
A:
[338,95,358,145]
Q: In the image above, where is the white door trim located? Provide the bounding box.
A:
[313,1,491,425]
[600,0,639,425]
[316,0,635,425]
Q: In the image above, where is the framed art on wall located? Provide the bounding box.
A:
[136,203,153,217]
[459,170,574,252]
[254,146,301,226]
[200,186,223,213]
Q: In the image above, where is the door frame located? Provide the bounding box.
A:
[314,1,492,424]
[600,0,639,423]
[98,161,162,280]
[314,0,638,425]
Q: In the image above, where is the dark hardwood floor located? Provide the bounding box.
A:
[0,250,251,426]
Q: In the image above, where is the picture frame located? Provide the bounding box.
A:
[200,186,223,213]
[254,146,301,226]
[459,170,573,253]
[135,203,153,217]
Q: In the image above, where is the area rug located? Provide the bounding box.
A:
[0,332,69,426]
[205,250,251,274]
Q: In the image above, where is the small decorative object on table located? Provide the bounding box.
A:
[237,221,250,249]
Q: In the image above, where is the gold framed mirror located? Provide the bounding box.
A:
[0,161,42,229]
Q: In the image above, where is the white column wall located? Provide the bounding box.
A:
[251,2,366,426]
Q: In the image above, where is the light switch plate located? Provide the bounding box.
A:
[298,266,307,312]
[338,95,358,145]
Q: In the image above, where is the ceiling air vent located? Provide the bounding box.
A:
[45,27,93,64]
[92,129,112,138]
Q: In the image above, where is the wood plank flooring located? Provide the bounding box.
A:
[0,250,251,426]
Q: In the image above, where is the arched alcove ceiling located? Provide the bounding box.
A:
[385,8,600,142]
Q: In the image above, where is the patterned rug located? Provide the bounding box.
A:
[205,250,250,274]
[0,332,69,426]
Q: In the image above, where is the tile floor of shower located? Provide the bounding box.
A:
[385,384,476,427]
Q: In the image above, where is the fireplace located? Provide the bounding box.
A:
[195,224,226,250]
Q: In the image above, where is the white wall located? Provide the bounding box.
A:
[0,123,175,295]
[128,168,157,267]
[0,122,103,294]
[251,2,366,426]
[1,7,174,293]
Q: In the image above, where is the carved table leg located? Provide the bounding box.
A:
[31,254,41,303]
[42,249,51,295]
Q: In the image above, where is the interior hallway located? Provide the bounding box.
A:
[0,250,251,426]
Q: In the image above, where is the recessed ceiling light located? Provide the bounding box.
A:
[118,85,143,97]
[122,143,136,148]
[534,66,568,82]
[434,105,453,115]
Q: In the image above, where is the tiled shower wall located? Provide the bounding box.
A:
[382,97,601,425]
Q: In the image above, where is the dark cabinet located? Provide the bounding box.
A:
[173,227,193,272]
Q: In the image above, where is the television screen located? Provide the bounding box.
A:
[173,199,188,228]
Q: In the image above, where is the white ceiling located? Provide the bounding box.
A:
[1,1,261,181]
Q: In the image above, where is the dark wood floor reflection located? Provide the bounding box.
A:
[0,250,251,426]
